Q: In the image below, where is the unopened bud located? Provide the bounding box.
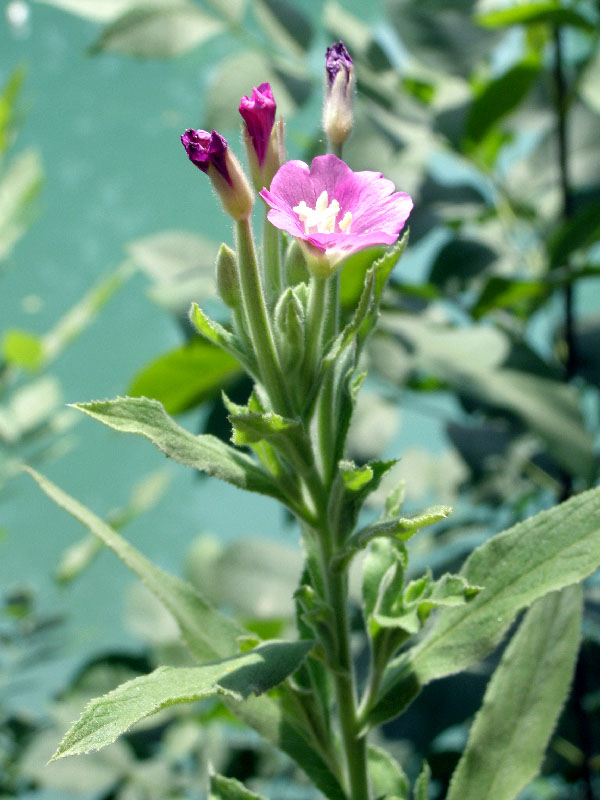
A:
[274,287,305,373]
[181,128,254,220]
[215,243,240,308]
[322,41,355,146]
[239,82,284,190]
[284,238,310,285]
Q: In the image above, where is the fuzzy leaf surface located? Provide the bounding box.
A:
[371,484,600,724]
[72,397,284,501]
[53,640,313,759]
[447,586,582,800]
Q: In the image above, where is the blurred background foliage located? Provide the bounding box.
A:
[1,0,600,797]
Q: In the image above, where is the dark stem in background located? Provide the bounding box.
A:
[553,26,576,505]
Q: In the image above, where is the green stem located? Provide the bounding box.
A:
[301,274,329,396]
[320,538,371,800]
[317,273,341,484]
[235,218,291,416]
[262,212,282,304]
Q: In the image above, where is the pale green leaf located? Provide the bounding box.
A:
[447,586,582,800]
[91,3,223,58]
[368,744,409,799]
[413,762,431,800]
[52,640,313,759]
[72,396,286,502]
[343,504,451,558]
[370,485,600,725]
[33,0,167,22]
[210,774,267,799]
[0,149,42,261]
[253,0,312,54]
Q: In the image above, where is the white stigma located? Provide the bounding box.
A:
[293,190,352,234]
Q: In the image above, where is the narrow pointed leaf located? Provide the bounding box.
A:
[72,397,285,502]
[368,744,409,799]
[447,586,582,800]
[52,639,313,759]
[24,466,243,662]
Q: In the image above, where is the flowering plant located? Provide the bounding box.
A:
[26,40,600,800]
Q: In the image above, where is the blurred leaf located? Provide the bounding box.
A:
[579,45,600,116]
[470,276,548,318]
[429,239,497,291]
[549,196,600,269]
[381,316,595,478]
[186,535,303,620]
[368,744,410,799]
[476,2,596,32]
[2,329,44,370]
[447,586,582,800]
[253,0,312,54]
[90,3,223,58]
[204,50,303,130]
[371,484,600,724]
[402,77,436,106]
[0,149,43,261]
[413,762,431,800]
[25,467,245,662]
[340,246,386,310]
[387,1,498,76]
[129,340,242,415]
[52,640,313,759]
[42,263,131,364]
[73,396,287,502]
[33,0,168,22]
[464,58,541,146]
[0,67,25,155]
[210,774,267,799]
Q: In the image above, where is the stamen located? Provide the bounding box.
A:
[293,191,351,235]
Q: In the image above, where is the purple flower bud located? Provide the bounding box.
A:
[181,128,232,185]
[180,127,254,220]
[325,41,353,87]
[323,41,355,147]
[239,82,276,168]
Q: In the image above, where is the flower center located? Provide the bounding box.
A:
[293,190,352,235]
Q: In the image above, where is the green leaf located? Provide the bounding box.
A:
[2,329,44,370]
[24,466,244,662]
[447,586,582,800]
[253,0,312,54]
[464,58,541,145]
[128,340,242,415]
[190,303,255,374]
[52,639,313,759]
[72,396,286,502]
[429,239,496,291]
[341,504,451,562]
[368,744,410,800]
[209,774,267,800]
[470,276,548,319]
[90,3,223,57]
[370,484,600,725]
[476,2,595,31]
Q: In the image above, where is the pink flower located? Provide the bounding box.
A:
[239,82,276,168]
[260,154,413,273]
